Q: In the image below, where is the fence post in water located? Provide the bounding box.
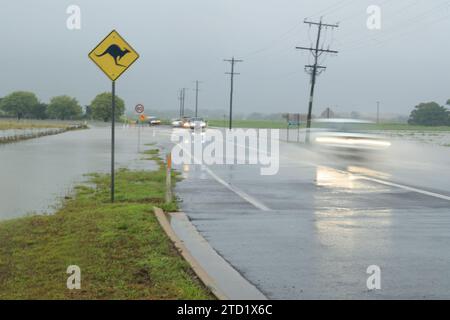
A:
[165,153,172,203]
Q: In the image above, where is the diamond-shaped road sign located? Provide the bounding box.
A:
[89,30,139,81]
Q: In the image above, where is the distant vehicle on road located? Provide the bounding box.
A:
[147,116,161,126]
[172,117,193,128]
[310,119,391,156]
[181,117,192,129]
[189,117,207,130]
[171,119,182,127]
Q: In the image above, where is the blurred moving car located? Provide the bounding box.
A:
[171,119,182,127]
[310,119,391,155]
[189,117,207,130]
[147,116,161,126]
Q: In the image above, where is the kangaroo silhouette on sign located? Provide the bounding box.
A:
[96,44,130,67]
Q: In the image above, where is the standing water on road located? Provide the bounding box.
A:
[0,125,158,220]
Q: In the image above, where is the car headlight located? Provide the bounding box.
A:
[315,137,391,148]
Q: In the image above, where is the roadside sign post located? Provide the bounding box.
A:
[111,81,115,202]
[89,30,139,203]
[286,113,301,143]
[135,104,145,153]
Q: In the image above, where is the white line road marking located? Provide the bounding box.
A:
[203,165,271,211]
[178,143,271,211]
[323,164,450,202]
[357,176,450,201]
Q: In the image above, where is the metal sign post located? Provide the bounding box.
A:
[135,104,145,153]
[111,81,116,202]
[138,120,141,153]
[89,30,139,202]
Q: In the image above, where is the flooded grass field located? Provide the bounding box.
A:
[381,130,450,147]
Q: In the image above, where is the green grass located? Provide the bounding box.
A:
[0,154,213,300]
[208,119,290,129]
[0,119,80,130]
[208,119,450,131]
[363,123,450,131]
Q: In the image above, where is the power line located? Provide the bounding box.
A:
[224,57,243,130]
[338,1,450,50]
[240,22,302,59]
[307,0,358,20]
[297,18,339,144]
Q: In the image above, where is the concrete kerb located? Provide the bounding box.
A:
[153,207,267,300]
[153,207,228,300]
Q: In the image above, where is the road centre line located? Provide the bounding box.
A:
[178,142,271,211]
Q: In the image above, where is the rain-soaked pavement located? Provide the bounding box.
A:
[169,127,450,299]
[0,124,158,220]
[1,125,449,299]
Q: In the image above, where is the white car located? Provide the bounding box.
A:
[189,118,207,130]
[310,119,391,154]
[171,119,182,127]
[147,117,161,126]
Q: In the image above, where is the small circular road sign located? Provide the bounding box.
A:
[135,104,144,114]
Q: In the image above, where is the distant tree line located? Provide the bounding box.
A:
[408,101,450,126]
[0,91,125,121]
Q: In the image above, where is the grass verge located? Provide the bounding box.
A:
[0,119,83,130]
[208,119,289,129]
[0,152,213,300]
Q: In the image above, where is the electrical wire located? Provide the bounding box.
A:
[335,1,450,51]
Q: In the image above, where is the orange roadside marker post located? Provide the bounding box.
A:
[165,153,172,203]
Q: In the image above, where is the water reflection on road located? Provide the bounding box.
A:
[0,125,157,220]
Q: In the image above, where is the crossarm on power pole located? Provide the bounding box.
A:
[296,47,338,54]
[303,19,339,28]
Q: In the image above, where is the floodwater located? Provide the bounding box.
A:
[0,125,158,220]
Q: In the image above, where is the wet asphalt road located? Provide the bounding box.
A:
[160,127,450,299]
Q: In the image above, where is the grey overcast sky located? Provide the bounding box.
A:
[1,0,450,116]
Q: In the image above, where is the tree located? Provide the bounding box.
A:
[47,95,82,120]
[408,102,450,126]
[29,103,48,120]
[90,93,125,122]
[0,91,39,120]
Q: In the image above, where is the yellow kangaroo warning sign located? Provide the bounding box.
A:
[89,30,139,81]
